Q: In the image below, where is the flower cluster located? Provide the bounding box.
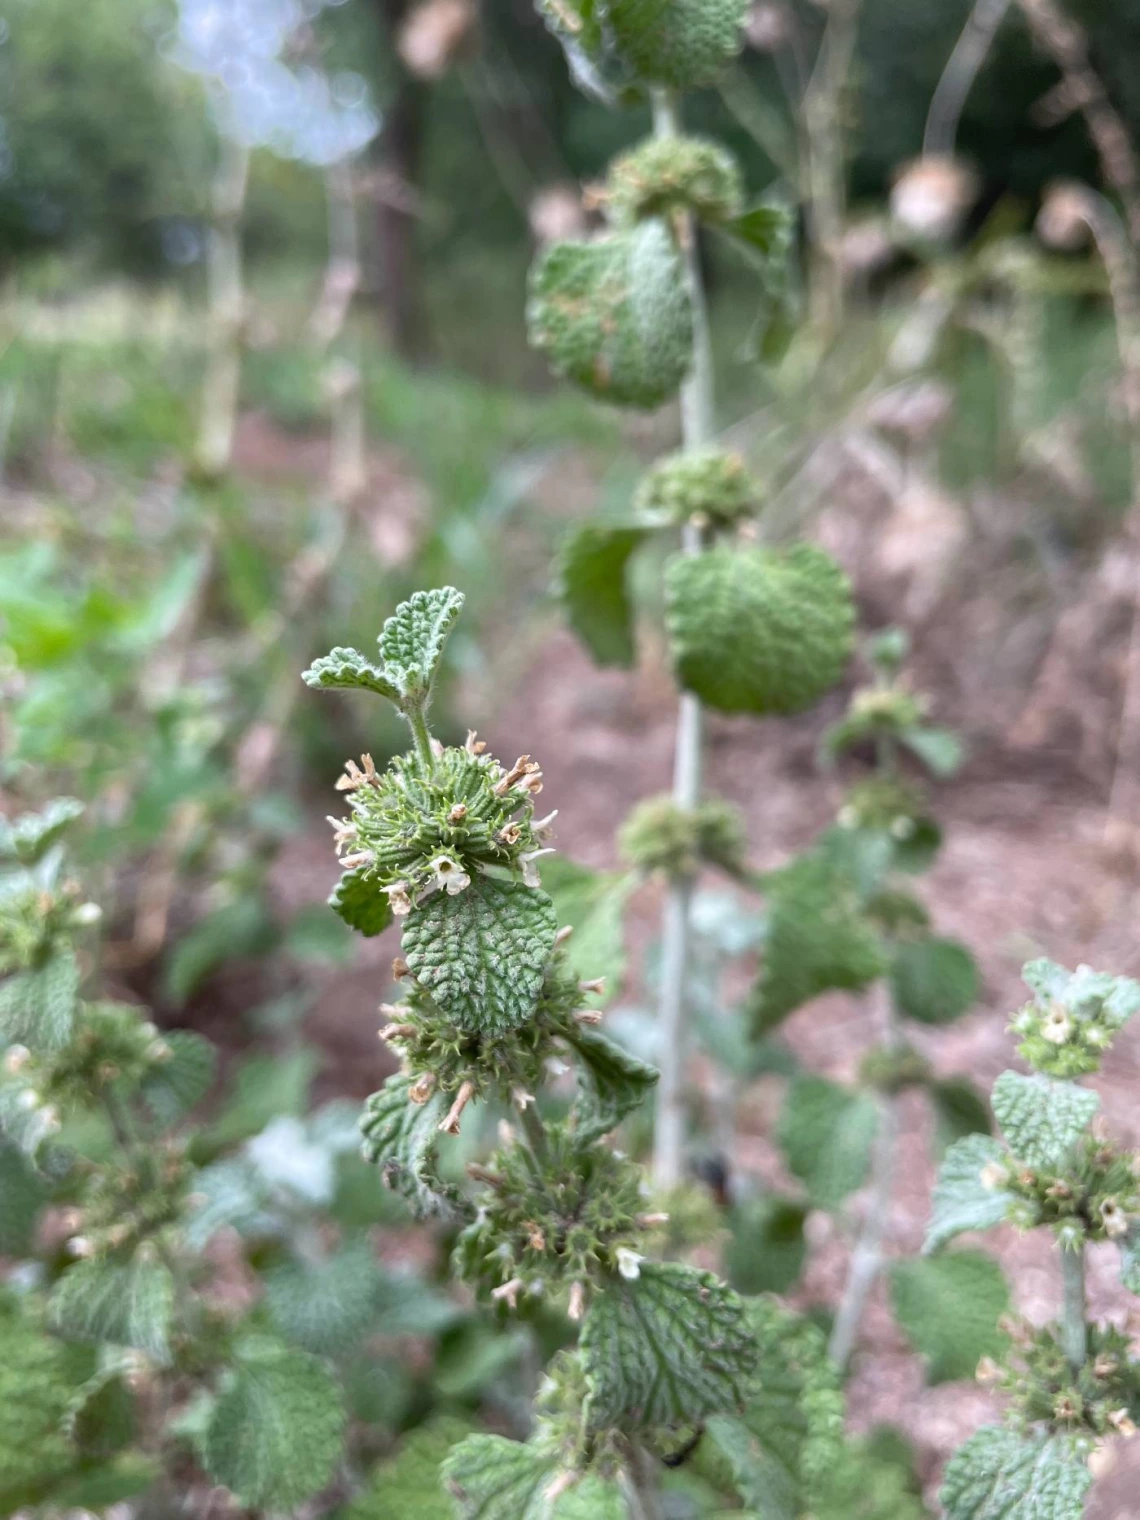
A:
[1011,960,1140,1078]
[989,1135,1140,1247]
[455,1120,649,1318]
[981,1323,1140,1442]
[634,446,755,531]
[328,735,554,919]
[619,794,746,881]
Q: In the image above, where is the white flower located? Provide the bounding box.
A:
[616,1247,643,1281]
[385,881,413,916]
[520,848,556,888]
[428,854,471,895]
[980,1162,1008,1192]
[1042,1004,1072,1045]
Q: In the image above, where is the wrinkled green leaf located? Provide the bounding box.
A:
[50,1257,174,1363]
[301,645,399,700]
[890,1252,1010,1384]
[752,852,886,1036]
[991,1072,1099,1170]
[201,1342,346,1510]
[778,1076,878,1211]
[557,521,651,668]
[564,1023,658,1142]
[940,1428,1091,1520]
[926,1134,1014,1253]
[0,949,80,1051]
[0,799,84,865]
[265,1239,386,1357]
[330,865,393,938]
[724,1197,809,1297]
[377,586,465,701]
[890,936,978,1026]
[1120,1222,1140,1294]
[899,726,964,778]
[140,1030,217,1127]
[665,543,854,717]
[0,1292,84,1508]
[541,856,633,997]
[580,1261,757,1432]
[359,1073,462,1219]
[343,1416,474,1519]
[403,877,557,1034]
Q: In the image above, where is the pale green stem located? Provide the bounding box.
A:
[924,0,1012,158]
[1061,1244,1088,1372]
[196,135,250,479]
[828,979,899,1370]
[649,87,716,1193]
[404,703,435,769]
[624,1445,664,1520]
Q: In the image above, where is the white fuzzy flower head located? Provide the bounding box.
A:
[980,1161,1008,1192]
[1043,1004,1072,1045]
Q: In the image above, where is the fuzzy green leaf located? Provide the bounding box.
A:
[0,949,80,1051]
[557,522,651,668]
[665,543,854,717]
[890,936,979,1026]
[899,725,964,778]
[940,1428,1092,1520]
[330,865,394,938]
[0,798,84,865]
[359,1073,462,1218]
[565,1023,659,1142]
[607,0,748,89]
[0,1140,47,1253]
[0,1292,84,1508]
[265,1239,386,1357]
[926,1134,1014,1253]
[991,1072,1099,1170]
[751,852,886,1035]
[580,1261,757,1432]
[705,1299,844,1520]
[344,1416,473,1519]
[50,1257,174,1363]
[140,1030,217,1127]
[202,1342,346,1510]
[889,1252,1010,1384]
[724,1198,809,1297]
[930,1077,992,1157]
[402,877,557,1034]
[541,857,633,996]
[528,220,693,409]
[778,1076,878,1211]
[302,646,399,700]
[377,586,465,701]
[440,1435,555,1519]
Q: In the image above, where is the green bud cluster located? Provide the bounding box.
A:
[1010,959,1140,1078]
[74,1141,192,1258]
[379,943,595,1104]
[328,739,551,918]
[635,446,755,530]
[994,1135,1140,1246]
[989,1323,1140,1440]
[0,873,92,975]
[605,136,743,227]
[455,1121,646,1310]
[619,794,746,880]
[836,776,938,868]
[3,1002,172,1115]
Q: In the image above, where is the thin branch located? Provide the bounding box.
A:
[925,0,1013,159]
[1060,1242,1088,1371]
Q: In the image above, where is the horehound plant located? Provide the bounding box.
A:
[929,959,1140,1519]
[306,588,928,1517]
[530,0,853,1192]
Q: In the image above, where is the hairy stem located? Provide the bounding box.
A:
[828,982,899,1371]
[624,1445,664,1520]
[802,0,862,336]
[650,88,715,1193]
[1061,1243,1088,1371]
[405,703,436,769]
